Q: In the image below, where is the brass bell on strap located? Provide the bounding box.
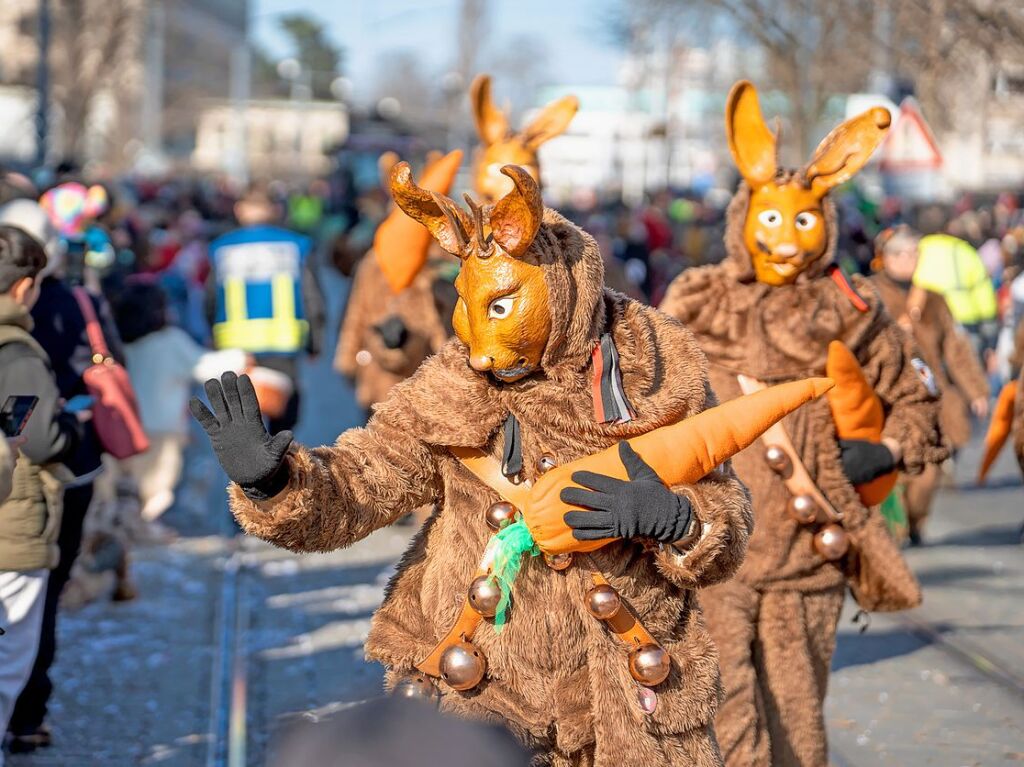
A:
[786,494,819,525]
[439,641,487,691]
[392,673,440,704]
[468,575,502,618]
[628,643,671,687]
[536,454,557,474]
[585,584,621,621]
[764,445,792,476]
[485,501,517,531]
[544,552,573,571]
[813,523,850,561]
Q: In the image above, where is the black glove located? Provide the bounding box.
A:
[560,442,692,543]
[375,315,408,350]
[189,372,294,500]
[839,439,896,485]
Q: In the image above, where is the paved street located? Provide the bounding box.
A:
[9,267,1024,766]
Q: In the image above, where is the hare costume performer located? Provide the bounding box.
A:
[193,161,770,766]
[660,82,946,767]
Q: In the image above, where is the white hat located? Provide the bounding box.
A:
[0,199,64,277]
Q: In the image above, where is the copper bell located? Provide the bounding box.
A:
[392,673,439,704]
[628,644,672,687]
[439,641,486,691]
[485,501,517,531]
[813,523,850,561]
[764,445,792,476]
[468,575,502,618]
[536,455,557,474]
[544,552,573,571]
[786,494,819,525]
[585,584,622,621]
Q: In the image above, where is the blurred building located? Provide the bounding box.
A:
[192,99,349,180]
[0,0,248,170]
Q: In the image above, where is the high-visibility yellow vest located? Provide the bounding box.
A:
[209,226,312,354]
[915,234,997,326]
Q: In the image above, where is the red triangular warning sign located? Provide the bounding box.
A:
[880,98,942,172]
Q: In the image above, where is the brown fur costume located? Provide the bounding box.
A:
[660,182,946,767]
[871,272,988,534]
[231,208,753,766]
[1014,322,1024,475]
[334,250,452,409]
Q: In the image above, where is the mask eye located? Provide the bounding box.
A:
[757,209,782,228]
[488,296,514,319]
[795,212,818,231]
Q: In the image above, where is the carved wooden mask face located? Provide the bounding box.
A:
[726,80,891,286]
[390,162,550,382]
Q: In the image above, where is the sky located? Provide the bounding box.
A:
[253,0,624,105]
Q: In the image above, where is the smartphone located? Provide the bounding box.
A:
[0,395,39,437]
[64,394,94,414]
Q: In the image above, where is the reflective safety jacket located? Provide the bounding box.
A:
[209,226,313,354]
[915,234,997,328]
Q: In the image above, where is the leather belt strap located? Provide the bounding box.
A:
[737,375,842,522]
[587,566,658,648]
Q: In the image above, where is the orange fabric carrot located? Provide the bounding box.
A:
[826,340,898,506]
[375,149,462,293]
[526,377,835,554]
[977,381,1018,484]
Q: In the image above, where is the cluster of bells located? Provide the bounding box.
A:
[396,453,673,698]
[764,445,850,561]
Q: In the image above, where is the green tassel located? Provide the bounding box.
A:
[484,518,540,631]
[880,486,907,538]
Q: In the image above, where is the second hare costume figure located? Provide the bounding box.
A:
[660,82,946,767]
[194,163,768,765]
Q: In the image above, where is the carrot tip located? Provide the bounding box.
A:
[811,377,836,397]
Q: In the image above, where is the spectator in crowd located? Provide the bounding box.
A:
[0,226,83,765]
[0,200,124,755]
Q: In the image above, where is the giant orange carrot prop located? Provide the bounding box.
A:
[524,376,835,554]
[375,149,462,292]
[826,341,898,506]
[977,381,1018,484]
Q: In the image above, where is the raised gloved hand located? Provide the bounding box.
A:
[839,439,896,485]
[189,372,293,500]
[375,315,409,350]
[560,441,692,543]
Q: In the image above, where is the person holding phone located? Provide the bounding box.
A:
[0,225,83,763]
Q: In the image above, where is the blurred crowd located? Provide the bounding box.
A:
[0,155,1023,762]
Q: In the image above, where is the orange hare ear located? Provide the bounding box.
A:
[522,94,579,151]
[804,107,891,197]
[389,162,472,258]
[725,80,778,188]
[378,151,400,187]
[470,74,509,147]
[489,165,543,259]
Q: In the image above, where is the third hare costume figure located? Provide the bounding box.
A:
[660,82,947,767]
[192,160,832,764]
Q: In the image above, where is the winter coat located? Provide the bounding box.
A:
[0,296,78,571]
[0,436,12,504]
[335,251,453,410]
[231,208,753,765]
[871,273,989,448]
[660,183,946,594]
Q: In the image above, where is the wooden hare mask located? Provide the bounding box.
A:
[390,161,550,382]
[727,80,891,286]
[470,74,578,202]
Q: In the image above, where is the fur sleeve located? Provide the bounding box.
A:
[228,406,441,553]
[940,302,989,402]
[334,255,376,377]
[652,463,753,590]
[858,313,947,475]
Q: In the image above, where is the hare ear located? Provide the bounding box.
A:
[389,162,471,257]
[522,94,579,151]
[804,107,891,196]
[725,80,777,188]
[489,165,543,259]
[470,74,509,146]
[378,151,400,187]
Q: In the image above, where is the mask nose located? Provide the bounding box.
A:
[774,243,799,258]
[469,354,493,372]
